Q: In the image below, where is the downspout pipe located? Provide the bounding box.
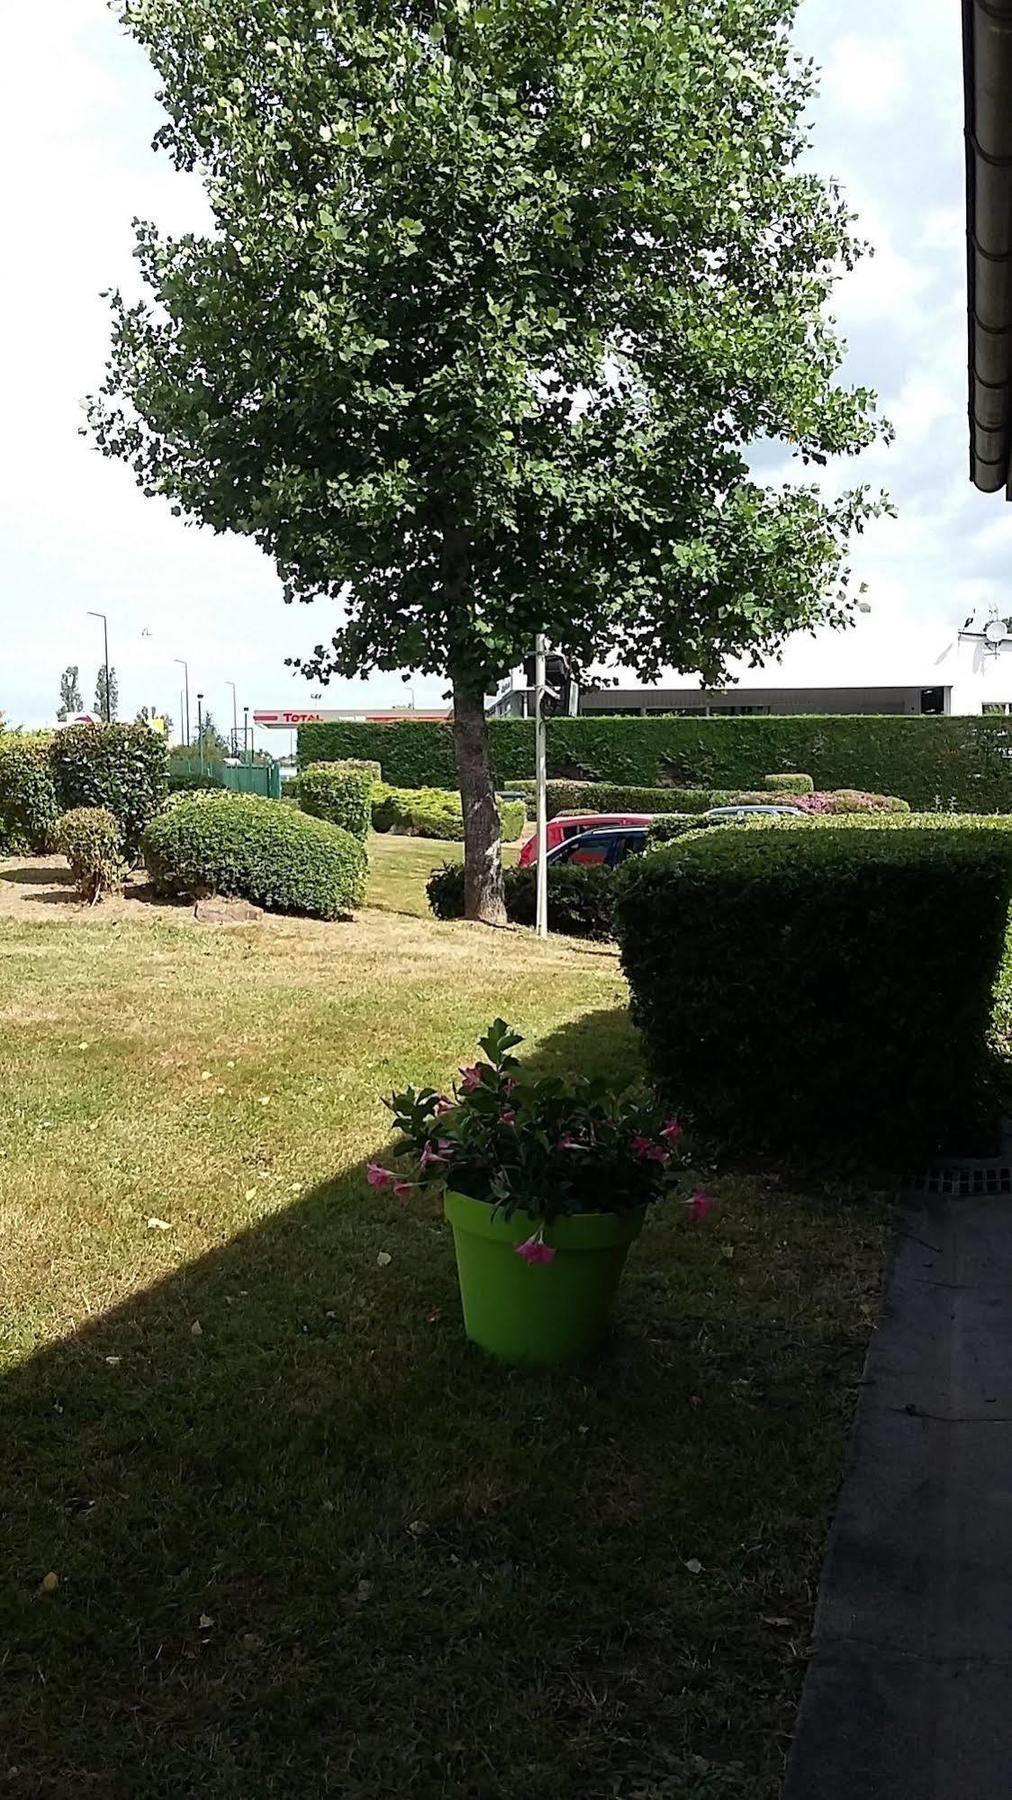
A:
[965,0,1012,494]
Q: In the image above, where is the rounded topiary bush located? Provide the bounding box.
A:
[57,806,126,903]
[142,794,367,919]
[298,762,373,840]
[53,722,169,857]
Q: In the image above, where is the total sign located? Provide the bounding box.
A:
[253,709,349,728]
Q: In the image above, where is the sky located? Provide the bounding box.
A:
[1,0,1006,739]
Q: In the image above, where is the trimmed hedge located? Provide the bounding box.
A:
[647,815,724,847]
[509,779,716,820]
[427,861,616,939]
[298,762,373,841]
[372,785,526,842]
[0,733,60,853]
[142,794,367,919]
[615,819,1012,1162]
[54,723,169,857]
[509,777,906,821]
[299,715,1012,812]
[57,807,126,904]
[763,773,814,794]
[168,768,225,793]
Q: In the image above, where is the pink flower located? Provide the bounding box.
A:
[458,1065,483,1093]
[433,1098,454,1117]
[557,1132,582,1150]
[500,1109,517,1125]
[515,1233,557,1266]
[631,1134,669,1164]
[419,1138,452,1170]
[367,1163,395,1189]
[660,1117,684,1146]
[687,1189,716,1223]
[393,1180,415,1201]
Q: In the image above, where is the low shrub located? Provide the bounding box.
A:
[142,794,367,919]
[373,785,526,842]
[614,819,1012,1164]
[0,732,59,853]
[53,723,169,857]
[168,768,225,793]
[298,762,373,841]
[762,772,814,794]
[427,861,616,939]
[57,807,126,904]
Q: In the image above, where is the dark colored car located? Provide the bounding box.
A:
[545,826,650,869]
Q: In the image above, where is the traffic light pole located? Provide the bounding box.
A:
[535,633,548,939]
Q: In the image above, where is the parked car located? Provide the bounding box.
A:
[546,826,650,868]
[519,812,654,867]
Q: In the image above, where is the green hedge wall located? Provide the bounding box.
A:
[614,817,1012,1163]
[299,716,1012,812]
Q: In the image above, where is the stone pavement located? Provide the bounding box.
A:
[784,1193,1012,1799]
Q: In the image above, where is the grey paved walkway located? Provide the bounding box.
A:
[784,1194,1012,1799]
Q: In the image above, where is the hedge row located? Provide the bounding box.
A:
[614,816,1012,1163]
[427,861,616,939]
[298,715,1012,812]
[372,785,526,842]
[143,794,366,919]
[507,778,907,821]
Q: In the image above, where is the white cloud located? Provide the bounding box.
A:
[821,35,908,120]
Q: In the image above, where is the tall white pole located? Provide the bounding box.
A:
[535,633,548,939]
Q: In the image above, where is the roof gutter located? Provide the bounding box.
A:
[965,0,1012,494]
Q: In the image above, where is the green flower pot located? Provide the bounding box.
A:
[443,1190,645,1367]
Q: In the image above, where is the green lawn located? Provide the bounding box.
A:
[0,839,886,1799]
[365,830,521,916]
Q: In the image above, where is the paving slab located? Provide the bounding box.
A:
[783,1195,1012,1799]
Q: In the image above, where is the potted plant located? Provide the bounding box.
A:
[370,1020,715,1366]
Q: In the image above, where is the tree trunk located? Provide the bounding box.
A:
[451,671,506,925]
[442,526,505,924]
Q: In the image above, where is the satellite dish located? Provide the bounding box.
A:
[984,618,1006,646]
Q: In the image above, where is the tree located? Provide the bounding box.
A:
[57,666,83,722]
[95,666,118,723]
[195,710,229,760]
[89,0,889,922]
[136,704,174,738]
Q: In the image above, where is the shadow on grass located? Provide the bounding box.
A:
[0,862,72,889]
[1,1008,881,1800]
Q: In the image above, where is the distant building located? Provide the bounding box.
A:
[491,681,950,719]
[490,611,1012,720]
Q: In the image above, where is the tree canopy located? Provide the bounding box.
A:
[89,0,890,916]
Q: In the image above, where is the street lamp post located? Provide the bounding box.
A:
[174,658,191,747]
[243,706,250,763]
[87,611,111,723]
[196,692,204,775]
[226,681,239,758]
[534,633,548,940]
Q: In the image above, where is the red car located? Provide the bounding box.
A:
[519,812,654,867]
